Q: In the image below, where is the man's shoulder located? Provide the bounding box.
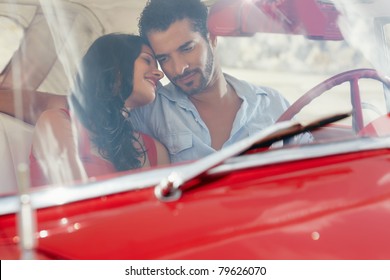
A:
[224,73,284,99]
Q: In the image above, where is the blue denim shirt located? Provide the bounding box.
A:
[132,74,312,163]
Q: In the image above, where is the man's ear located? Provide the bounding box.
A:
[208,33,217,48]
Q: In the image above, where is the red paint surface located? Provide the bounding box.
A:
[2,149,390,259]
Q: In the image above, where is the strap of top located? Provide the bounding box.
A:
[140,133,158,167]
[59,107,70,117]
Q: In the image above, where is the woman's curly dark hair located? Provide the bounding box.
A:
[70,33,146,171]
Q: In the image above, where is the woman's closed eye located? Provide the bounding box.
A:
[140,53,157,66]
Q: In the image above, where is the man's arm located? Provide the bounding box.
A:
[0,89,68,125]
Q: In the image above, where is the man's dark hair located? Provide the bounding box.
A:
[138,0,209,41]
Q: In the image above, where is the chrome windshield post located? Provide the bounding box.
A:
[17,163,37,260]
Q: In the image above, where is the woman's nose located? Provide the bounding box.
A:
[152,69,164,80]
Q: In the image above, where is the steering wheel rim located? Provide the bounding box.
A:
[277,68,390,132]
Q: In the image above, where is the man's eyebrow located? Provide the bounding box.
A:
[155,40,194,59]
[179,41,193,50]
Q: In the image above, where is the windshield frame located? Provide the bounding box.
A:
[1,134,390,216]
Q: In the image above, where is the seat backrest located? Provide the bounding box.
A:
[0,113,34,195]
[359,114,390,137]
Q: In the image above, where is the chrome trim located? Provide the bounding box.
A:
[154,120,301,200]
[1,136,390,216]
[211,136,390,174]
[154,172,183,202]
[0,165,181,215]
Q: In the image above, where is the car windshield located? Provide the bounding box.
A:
[1,0,390,197]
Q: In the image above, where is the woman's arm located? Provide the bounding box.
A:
[0,89,68,125]
[154,139,170,166]
[31,108,88,185]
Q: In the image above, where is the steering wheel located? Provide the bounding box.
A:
[277,68,390,133]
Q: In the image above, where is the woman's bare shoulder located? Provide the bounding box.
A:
[35,108,70,127]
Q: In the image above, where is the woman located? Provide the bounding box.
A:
[30,33,169,186]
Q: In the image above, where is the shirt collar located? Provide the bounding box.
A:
[224,73,269,102]
[157,73,269,105]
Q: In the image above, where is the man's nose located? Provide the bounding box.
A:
[173,55,189,75]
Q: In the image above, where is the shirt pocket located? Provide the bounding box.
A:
[163,131,193,155]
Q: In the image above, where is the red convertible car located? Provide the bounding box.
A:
[1,0,390,259]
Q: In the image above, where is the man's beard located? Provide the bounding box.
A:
[172,45,214,96]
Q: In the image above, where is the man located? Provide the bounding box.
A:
[132,0,312,163]
[0,0,310,164]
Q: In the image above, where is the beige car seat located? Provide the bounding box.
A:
[0,113,34,195]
